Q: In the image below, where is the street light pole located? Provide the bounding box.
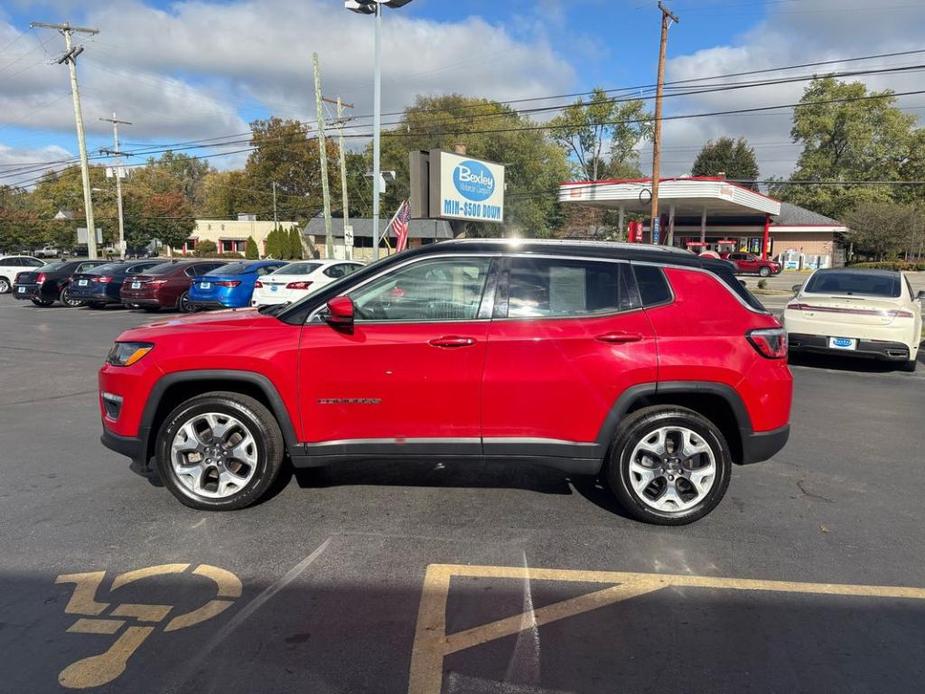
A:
[649,2,679,246]
[372,2,382,261]
[100,114,131,259]
[346,0,413,261]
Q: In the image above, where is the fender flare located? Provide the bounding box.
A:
[595,381,754,448]
[138,370,299,458]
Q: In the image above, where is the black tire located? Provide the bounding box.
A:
[900,358,918,373]
[31,297,54,306]
[155,392,285,511]
[59,286,84,307]
[758,266,771,277]
[142,306,160,313]
[0,276,10,294]
[605,406,732,525]
[177,291,193,313]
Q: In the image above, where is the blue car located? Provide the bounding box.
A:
[188,260,289,310]
[67,260,164,308]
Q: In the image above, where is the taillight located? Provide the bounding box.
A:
[36,272,46,284]
[786,302,809,311]
[215,280,241,288]
[254,280,263,288]
[286,281,313,290]
[92,276,114,284]
[747,328,788,359]
[149,279,167,286]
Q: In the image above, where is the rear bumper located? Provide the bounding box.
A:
[122,297,161,307]
[740,424,790,465]
[788,333,911,361]
[12,284,40,300]
[189,300,232,310]
[69,287,118,302]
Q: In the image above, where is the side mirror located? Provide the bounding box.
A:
[325,295,354,328]
[791,284,802,294]
[916,290,925,301]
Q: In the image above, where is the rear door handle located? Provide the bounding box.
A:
[596,331,643,344]
[429,335,477,348]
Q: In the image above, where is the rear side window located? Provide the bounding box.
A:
[633,265,672,306]
[503,258,638,318]
[710,263,767,311]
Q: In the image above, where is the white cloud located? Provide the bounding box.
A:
[654,0,925,179]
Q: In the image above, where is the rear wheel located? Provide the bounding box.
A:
[155,392,285,510]
[606,406,732,525]
[59,286,84,307]
[88,302,107,309]
[142,306,160,313]
[0,276,10,294]
[31,297,54,307]
[758,266,771,277]
[177,291,193,313]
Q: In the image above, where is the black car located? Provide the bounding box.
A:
[67,260,164,308]
[12,259,110,307]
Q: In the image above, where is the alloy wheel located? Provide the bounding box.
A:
[628,426,716,513]
[170,412,259,499]
[0,278,9,294]
[61,288,83,307]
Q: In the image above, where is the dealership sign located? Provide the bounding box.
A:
[429,150,505,223]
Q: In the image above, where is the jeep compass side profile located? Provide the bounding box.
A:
[99,240,792,525]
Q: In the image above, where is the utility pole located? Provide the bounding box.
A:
[312,52,334,259]
[649,2,679,246]
[325,96,354,260]
[272,181,278,226]
[100,113,131,259]
[32,21,100,259]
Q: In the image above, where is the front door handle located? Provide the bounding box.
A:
[429,335,477,348]
[596,331,643,344]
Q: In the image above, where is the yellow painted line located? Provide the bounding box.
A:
[110,603,172,623]
[194,564,243,598]
[111,563,190,591]
[55,572,110,616]
[58,626,155,690]
[164,599,235,632]
[67,619,125,635]
[408,564,925,694]
[444,580,662,655]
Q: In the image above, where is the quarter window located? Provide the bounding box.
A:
[504,258,638,318]
[633,265,673,306]
[349,257,491,322]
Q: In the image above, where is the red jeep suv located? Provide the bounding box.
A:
[99,240,791,525]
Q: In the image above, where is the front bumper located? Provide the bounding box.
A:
[788,333,911,361]
[740,425,790,465]
[101,428,145,463]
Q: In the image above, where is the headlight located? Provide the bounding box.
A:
[106,342,154,367]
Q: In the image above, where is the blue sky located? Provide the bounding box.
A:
[1,0,923,183]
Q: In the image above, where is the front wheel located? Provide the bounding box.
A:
[758,266,771,277]
[155,392,285,510]
[59,286,84,307]
[606,406,732,525]
[0,276,10,294]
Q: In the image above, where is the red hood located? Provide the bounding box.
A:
[118,308,276,341]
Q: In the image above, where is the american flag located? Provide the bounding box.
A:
[393,200,411,252]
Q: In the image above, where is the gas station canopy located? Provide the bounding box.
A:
[558,177,780,217]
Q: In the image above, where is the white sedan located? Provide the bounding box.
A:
[251,259,364,307]
[0,255,45,294]
[783,268,923,372]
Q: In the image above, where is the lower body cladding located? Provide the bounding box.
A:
[788,333,913,362]
[189,300,240,311]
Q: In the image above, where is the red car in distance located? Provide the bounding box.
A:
[721,252,782,277]
[121,260,228,313]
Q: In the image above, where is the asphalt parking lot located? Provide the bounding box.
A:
[1,295,924,693]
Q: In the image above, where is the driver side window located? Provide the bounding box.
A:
[348,257,492,322]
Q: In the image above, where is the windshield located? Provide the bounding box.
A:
[207,262,254,276]
[37,262,67,272]
[274,262,322,275]
[803,271,901,298]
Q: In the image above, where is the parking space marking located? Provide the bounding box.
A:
[409,564,925,694]
[54,563,242,689]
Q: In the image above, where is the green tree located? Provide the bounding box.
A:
[138,192,195,254]
[548,88,653,180]
[843,200,920,260]
[245,236,259,259]
[378,94,571,237]
[264,227,281,258]
[196,239,218,257]
[773,77,920,219]
[692,137,759,186]
[288,226,303,260]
